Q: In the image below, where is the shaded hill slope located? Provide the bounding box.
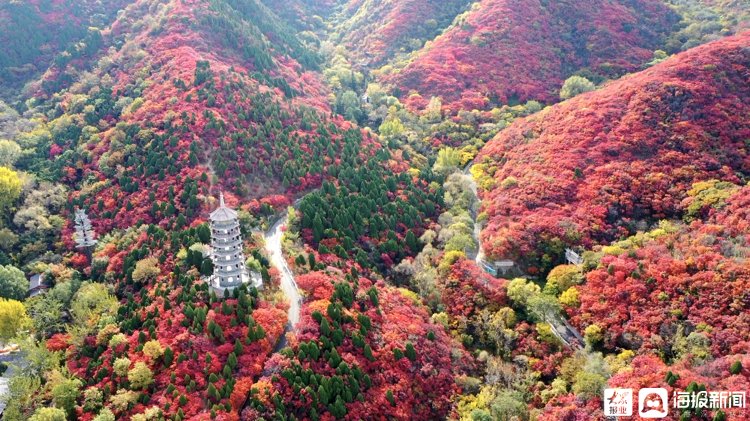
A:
[333,0,470,67]
[0,0,131,99]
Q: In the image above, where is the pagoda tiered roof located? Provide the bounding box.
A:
[210,192,238,222]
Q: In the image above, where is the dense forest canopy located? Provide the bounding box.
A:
[0,0,748,420]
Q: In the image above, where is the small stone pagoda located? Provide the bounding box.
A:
[73,208,97,257]
[209,193,261,296]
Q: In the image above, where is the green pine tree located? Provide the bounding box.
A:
[318,385,329,405]
[320,318,331,337]
[386,390,395,406]
[393,348,404,360]
[207,383,219,401]
[200,258,214,276]
[163,347,174,367]
[331,396,347,418]
[312,213,325,243]
[405,342,416,362]
[405,230,418,252]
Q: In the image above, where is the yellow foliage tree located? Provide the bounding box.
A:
[685,179,739,220]
[29,407,67,421]
[0,166,22,210]
[131,406,162,421]
[95,324,120,346]
[470,163,496,191]
[142,340,164,360]
[113,357,131,377]
[559,286,580,307]
[128,362,153,390]
[584,323,604,346]
[0,298,30,343]
[536,323,561,345]
[438,250,465,274]
[506,278,541,306]
[70,283,119,346]
[545,264,582,295]
[433,147,462,176]
[109,389,139,411]
[131,257,160,283]
[378,116,405,138]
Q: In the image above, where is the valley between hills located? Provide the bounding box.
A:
[0,1,749,420]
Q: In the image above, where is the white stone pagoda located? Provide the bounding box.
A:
[73,208,97,255]
[208,193,261,296]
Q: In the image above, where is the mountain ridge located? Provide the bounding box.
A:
[378,0,680,112]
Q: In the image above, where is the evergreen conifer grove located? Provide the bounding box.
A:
[0,1,748,420]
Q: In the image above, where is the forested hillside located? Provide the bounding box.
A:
[474,32,750,274]
[529,182,750,420]
[0,0,130,99]
[665,0,750,50]
[261,0,339,30]
[331,0,470,66]
[0,0,749,420]
[0,0,472,418]
[378,0,679,112]
[37,0,367,232]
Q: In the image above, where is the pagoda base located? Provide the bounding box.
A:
[207,271,263,298]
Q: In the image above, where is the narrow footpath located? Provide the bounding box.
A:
[264,216,302,330]
[463,163,583,349]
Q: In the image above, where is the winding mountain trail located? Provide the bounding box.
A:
[463,162,484,264]
[0,349,24,414]
[265,216,302,330]
[549,315,585,349]
[463,162,583,349]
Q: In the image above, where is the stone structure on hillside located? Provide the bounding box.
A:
[479,258,520,278]
[28,273,49,298]
[565,248,584,266]
[208,193,261,296]
[73,208,97,258]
